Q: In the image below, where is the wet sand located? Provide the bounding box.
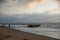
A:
[0,27,60,40]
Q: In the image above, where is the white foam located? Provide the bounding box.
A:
[13,26,60,39]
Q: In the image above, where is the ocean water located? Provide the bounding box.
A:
[10,25,60,39]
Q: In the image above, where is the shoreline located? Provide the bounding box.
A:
[0,27,60,40]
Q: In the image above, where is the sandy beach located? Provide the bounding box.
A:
[0,27,60,40]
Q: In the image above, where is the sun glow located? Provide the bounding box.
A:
[28,2,37,8]
[27,0,45,8]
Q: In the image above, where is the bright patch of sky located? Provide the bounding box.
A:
[0,0,58,15]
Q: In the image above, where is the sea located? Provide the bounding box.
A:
[2,24,60,39]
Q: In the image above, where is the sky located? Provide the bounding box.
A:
[0,0,60,23]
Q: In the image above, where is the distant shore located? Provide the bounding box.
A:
[0,27,60,40]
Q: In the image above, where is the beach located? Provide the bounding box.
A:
[0,27,59,40]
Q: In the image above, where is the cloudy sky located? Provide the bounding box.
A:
[0,0,60,23]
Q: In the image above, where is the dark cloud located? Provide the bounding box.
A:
[0,0,5,5]
[0,0,42,8]
[0,0,4,2]
[18,0,41,4]
[0,12,60,23]
[0,0,5,3]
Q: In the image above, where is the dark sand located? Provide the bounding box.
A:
[0,27,60,40]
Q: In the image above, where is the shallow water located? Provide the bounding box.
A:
[11,25,60,39]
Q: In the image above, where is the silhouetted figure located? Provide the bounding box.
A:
[8,24,10,28]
